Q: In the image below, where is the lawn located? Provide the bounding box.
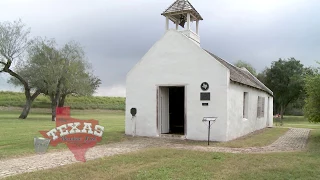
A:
[275,116,320,130]
[1,108,291,160]
[2,111,320,179]
[2,108,316,160]
[5,125,320,180]
[173,128,289,148]
[0,108,127,160]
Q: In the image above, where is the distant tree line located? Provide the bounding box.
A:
[0,91,125,110]
[0,19,101,121]
[235,59,320,123]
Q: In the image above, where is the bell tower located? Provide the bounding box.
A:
[161,0,203,46]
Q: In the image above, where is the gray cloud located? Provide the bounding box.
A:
[1,0,320,96]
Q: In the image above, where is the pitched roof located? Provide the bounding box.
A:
[161,0,203,20]
[204,50,273,96]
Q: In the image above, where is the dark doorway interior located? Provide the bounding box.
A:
[168,87,185,134]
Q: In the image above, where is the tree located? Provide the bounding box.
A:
[263,58,305,119]
[58,74,101,107]
[234,60,257,76]
[304,63,320,123]
[56,41,101,107]
[11,38,101,121]
[256,68,268,84]
[0,19,41,119]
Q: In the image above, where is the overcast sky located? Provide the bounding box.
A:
[1,0,319,97]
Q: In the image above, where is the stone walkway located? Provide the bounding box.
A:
[0,128,311,179]
[167,128,311,153]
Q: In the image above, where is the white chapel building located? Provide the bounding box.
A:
[125,0,273,142]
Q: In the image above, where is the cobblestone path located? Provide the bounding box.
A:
[0,128,310,179]
[167,128,311,153]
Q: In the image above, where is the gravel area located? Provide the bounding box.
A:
[0,128,311,179]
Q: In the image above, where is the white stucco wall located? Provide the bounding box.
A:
[226,82,274,141]
[268,96,274,127]
[125,29,230,141]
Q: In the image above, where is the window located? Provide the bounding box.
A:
[257,96,265,118]
[243,92,249,119]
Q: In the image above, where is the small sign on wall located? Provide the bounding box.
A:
[200,92,210,101]
[201,82,209,91]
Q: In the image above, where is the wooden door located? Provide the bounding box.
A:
[160,87,170,133]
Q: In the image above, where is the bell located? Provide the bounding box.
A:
[179,15,186,28]
[179,19,186,28]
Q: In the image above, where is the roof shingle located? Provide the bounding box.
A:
[161,0,203,20]
[204,50,273,96]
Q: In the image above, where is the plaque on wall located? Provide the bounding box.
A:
[200,92,210,101]
[201,82,209,91]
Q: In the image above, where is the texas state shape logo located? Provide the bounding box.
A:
[39,107,104,162]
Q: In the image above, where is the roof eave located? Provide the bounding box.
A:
[161,11,203,21]
[230,80,274,97]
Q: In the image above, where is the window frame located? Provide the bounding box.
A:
[243,92,249,119]
[257,96,265,118]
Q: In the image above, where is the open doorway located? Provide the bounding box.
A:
[169,87,185,134]
[158,86,185,135]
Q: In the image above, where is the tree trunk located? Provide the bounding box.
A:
[280,105,285,120]
[51,79,63,121]
[50,95,57,121]
[277,105,284,126]
[275,103,281,115]
[2,64,35,119]
[58,94,67,107]
[51,94,61,121]
[18,89,41,119]
[19,98,32,119]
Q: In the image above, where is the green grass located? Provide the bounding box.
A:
[0,91,125,110]
[0,110,302,160]
[5,129,320,180]
[0,109,289,159]
[0,109,126,160]
[2,113,320,179]
[212,128,288,148]
[275,116,320,130]
[173,128,289,148]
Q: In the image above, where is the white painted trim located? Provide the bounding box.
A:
[166,17,169,30]
[187,13,190,30]
[176,20,179,30]
[156,85,188,136]
[196,20,199,35]
[184,85,188,137]
[155,84,189,87]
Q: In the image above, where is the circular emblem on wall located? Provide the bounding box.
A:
[201,82,209,91]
